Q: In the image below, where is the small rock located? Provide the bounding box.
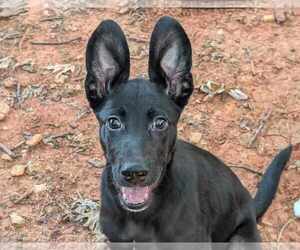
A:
[274,9,288,24]
[190,132,202,145]
[0,101,10,121]
[2,77,17,88]
[33,183,47,193]
[294,199,300,218]
[11,164,26,177]
[295,160,300,169]
[262,15,275,23]
[216,29,225,43]
[228,88,248,101]
[26,134,43,146]
[9,212,25,225]
[1,153,13,161]
[118,6,130,14]
[87,158,106,168]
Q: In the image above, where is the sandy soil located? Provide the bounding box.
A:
[0,6,299,242]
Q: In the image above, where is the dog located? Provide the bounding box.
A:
[84,16,292,245]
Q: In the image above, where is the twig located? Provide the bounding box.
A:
[50,132,73,139]
[75,108,91,122]
[263,133,289,142]
[11,140,25,151]
[40,16,63,22]
[12,190,33,204]
[73,76,85,82]
[0,143,16,158]
[128,36,148,43]
[31,37,81,46]
[248,109,272,147]
[19,27,29,51]
[244,47,256,76]
[229,165,263,176]
[15,81,22,105]
[276,218,295,247]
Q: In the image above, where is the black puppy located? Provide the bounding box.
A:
[84,16,292,244]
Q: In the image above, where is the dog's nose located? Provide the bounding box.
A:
[121,164,148,184]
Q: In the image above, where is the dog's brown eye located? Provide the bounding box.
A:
[153,117,168,131]
[107,117,122,130]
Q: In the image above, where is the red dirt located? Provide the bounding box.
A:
[0,7,299,242]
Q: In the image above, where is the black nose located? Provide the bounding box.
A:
[121,164,148,184]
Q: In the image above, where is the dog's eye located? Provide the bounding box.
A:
[152,117,168,131]
[107,117,122,130]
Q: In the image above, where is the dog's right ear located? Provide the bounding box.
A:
[85,20,130,109]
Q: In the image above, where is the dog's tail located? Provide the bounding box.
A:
[254,145,292,220]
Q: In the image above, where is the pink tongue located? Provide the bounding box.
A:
[121,186,150,204]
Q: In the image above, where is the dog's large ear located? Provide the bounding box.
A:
[148,16,193,109]
[85,20,130,109]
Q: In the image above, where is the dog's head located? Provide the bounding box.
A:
[85,16,193,212]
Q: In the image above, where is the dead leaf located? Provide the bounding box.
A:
[200,80,225,98]
[2,77,17,88]
[0,56,14,69]
[1,153,13,161]
[44,64,75,84]
[15,59,36,73]
[190,132,202,145]
[9,212,25,226]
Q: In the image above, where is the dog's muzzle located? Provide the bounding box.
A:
[119,186,152,212]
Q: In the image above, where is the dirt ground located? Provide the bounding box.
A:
[0,5,300,243]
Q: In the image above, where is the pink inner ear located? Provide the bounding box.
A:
[160,43,180,79]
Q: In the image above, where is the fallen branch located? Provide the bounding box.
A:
[31,37,81,46]
[277,218,295,247]
[248,109,272,147]
[229,165,263,176]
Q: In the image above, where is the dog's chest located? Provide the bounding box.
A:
[121,219,157,241]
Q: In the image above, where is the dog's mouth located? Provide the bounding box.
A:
[118,186,152,212]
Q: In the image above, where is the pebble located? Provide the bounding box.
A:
[11,164,26,176]
[3,77,17,88]
[9,212,25,225]
[190,132,202,145]
[0,101,10,121]
[294,199,300,218]
[1,153,13,161]
[262,15,275,23]
[88,158,106,168]
[26,134,43,146]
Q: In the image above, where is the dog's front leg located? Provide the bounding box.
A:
[227,220,261,250]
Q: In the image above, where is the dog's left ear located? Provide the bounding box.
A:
[148,16,193,109]
[85,20,130,109]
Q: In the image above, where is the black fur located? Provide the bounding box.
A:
[85,16,292,244]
